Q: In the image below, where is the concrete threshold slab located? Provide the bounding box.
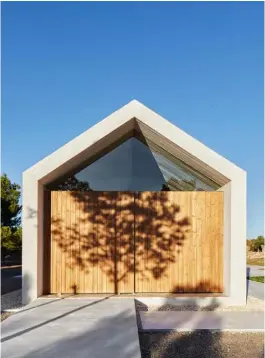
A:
[2,298,141,358]
[140,311,264,332]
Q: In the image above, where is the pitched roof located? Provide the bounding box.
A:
[23,100,245,186]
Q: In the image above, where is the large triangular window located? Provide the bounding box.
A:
[48,137,220,191]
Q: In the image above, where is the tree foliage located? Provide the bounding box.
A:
[53,175,92,191]
[1,174,22,255]
[248,236,264,252]
[1,226,22,253]
[1,173,21,227]
[253,236,264,251]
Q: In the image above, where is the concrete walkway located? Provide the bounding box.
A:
[1,297,141,358]
[140,311,264,331]
[247,265,264,277]
[247,279,264,301]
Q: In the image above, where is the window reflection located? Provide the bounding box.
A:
[49,137,219,191]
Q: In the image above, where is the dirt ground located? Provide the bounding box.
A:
[247,251,264,266]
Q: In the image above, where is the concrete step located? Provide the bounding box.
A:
[140,311,264,331]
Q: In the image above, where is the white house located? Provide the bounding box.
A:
[22,100,246,305]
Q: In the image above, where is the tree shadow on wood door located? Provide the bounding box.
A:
[50,191,199,294]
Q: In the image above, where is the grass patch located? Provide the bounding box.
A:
[249,276,265,283]
[247,258,264,266]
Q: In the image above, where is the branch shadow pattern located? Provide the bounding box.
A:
[51,191,192,293]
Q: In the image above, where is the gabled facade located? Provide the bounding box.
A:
[22,100,246,305]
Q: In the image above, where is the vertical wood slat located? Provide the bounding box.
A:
[50,191,135,294]
[135,191,224,293]
[63,191,69,293]
[134,192,140,293]
[49,190,223,294]
[78,193,83,294]
[50,191,57,293]
[218,193,224,291]
[76,196,81,293]
[93,193,97,293]
[56,192,62,293]
[69,191,74,293]
[43,190,51,294]
[83,192,91,293]
[93,192,98,294]
[95,193,100,294]
[111,192,135,294]
[194,192,204,292]
[60,191,66,293]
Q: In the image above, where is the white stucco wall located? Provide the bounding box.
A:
[230,173,247,304]
[217,179,247,305]
[22,174,38,304]
[217,182,231,297]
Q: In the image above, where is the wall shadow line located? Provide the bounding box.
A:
[1,296,112,343]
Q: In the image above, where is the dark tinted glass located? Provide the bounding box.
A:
[50,138,219,191]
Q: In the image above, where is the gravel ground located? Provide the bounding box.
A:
[1,312,12,321]
[136,298,264,357]
[139,331,264,358]
[1,289,23,311]
[1,295,264,357]
[136,296,264,312]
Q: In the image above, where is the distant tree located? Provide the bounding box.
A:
[1,227,22,254]
[1,174,21,227]
[252,236,265,252]
[1,174,22,256]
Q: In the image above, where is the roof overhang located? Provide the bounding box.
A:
[23,100,245,187]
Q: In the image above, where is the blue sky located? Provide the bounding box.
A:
[2,2,264,238]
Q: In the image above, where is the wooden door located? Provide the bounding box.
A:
[48,190,223,294]
[50,191,134,294]
[134,191,223,293]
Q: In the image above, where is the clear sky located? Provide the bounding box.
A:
[2,2,264,238]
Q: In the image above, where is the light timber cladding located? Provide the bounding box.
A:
[48,191,223,294]
[134,192,223,293]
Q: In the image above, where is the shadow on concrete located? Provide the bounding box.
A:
[1,297,110,343]
[246,267,250,301]
[2,295,264,358]
[24,307,141,358]
[136,297,264,358]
